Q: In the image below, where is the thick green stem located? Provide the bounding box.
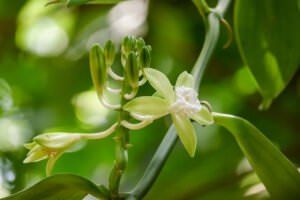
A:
[129,125,178,199]
[109,81,131,199]
[125,0,231,199]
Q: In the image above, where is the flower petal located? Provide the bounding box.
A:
[171,114,197,157]
[175,71,195,88]
[191,106,214,125]
[144,68,175,103]
[123,96,170,117]
[24,146,48,163]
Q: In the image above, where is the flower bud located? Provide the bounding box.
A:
[104,40,115,68]
[34,132,81,150]
[89,44,106,96]
[126,52,139,88]
[136,38,145,52]
[139,46,151,69]
[121,36,137,56]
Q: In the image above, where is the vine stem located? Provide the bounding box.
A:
[125,0,231,199]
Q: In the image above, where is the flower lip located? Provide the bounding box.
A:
[170,86,202,116]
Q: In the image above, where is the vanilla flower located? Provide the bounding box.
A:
[124,68,213,157]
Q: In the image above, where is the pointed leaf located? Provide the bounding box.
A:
[234,0,300,109]
[175,71,194,88]
[213,112,300,199]
[144,68,175,103]
[171,114,197,157]
[123,96,169,117]
[1,174,106,200]
[191,106,213,125]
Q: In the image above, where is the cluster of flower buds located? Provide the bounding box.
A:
[89,36,152,110]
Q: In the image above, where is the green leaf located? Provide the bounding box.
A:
[191,106,213,126]
[175,71,194,88]
[213,112,300,199]
[144,68,175,103]
[1,174,106,200]
[234,0,300,109]
[67,0,126,7]
[123,96,170,117]
[171,114,197,157]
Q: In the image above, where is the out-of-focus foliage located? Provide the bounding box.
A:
[234,0,300,109]
[1,174,106,200]
[0,0,299,199]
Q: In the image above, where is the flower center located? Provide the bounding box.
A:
[170,86,202,116]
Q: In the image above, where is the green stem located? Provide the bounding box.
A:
[192,0,231,91]
[129,125,178,199]
[109,80,131,199]
[125,0,231,199]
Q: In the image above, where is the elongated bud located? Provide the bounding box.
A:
[136,38,145,52]
[145,45,152,53]
[126,52,139,88]
[89,44,106,96]
[139,46,151,69]
[104,40,115,68]
[34,132,81,150]
[121,36,136,56]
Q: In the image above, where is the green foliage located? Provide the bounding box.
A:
[1,174,106,200]
[214,113,300,199]
[0,0,300,199]
[234,0,300,109]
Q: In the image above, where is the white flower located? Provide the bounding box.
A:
[124,69,213,157]
[171,86,202,116]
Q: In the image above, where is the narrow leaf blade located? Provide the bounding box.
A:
[213,112,300,199]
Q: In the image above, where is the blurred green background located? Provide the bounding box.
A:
[0,0,299,199]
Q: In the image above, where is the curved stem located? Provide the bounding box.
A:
[126,0,231,199]
[106,86,122,94]
[121,119,153,130]
[80,123,119,140]
[108,67,124,81]
[129,125,178,199]
[99,96,121,110]
[191,13,220,91]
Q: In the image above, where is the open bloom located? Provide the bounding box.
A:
[124,68,213,157]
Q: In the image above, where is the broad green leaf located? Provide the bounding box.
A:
[234,0,300,109]
[191,106,213,125]
[144,68,175,103]
[123,96,169,117]
[175,71,194,88]
[171,114,197,157]
[213,112,300,199]
[67,0,126,7]
[1,174,106,200]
